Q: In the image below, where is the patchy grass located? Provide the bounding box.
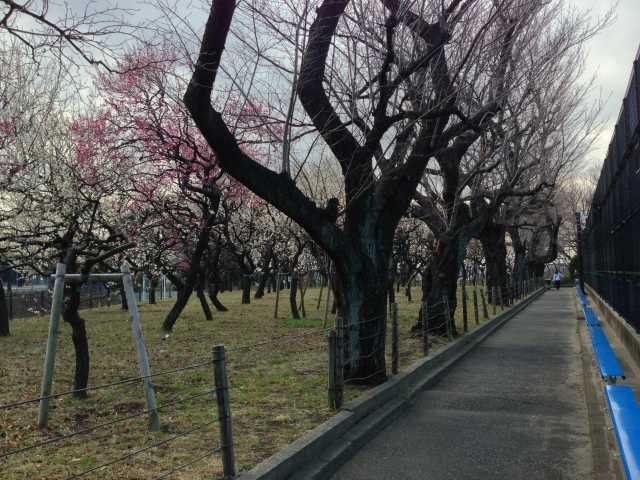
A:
[0,284,525,479]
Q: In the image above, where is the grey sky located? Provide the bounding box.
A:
[27,0,640,175]
[571,0,640,171]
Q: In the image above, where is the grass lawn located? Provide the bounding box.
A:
[0,284,520,479]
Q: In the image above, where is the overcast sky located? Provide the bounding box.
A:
[32,0,640,176]
[570,0,640,171]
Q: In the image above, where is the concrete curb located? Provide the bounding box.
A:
[237,288,546,480]
[585,284,640,371]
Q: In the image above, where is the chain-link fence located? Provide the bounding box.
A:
[4,282,176,320]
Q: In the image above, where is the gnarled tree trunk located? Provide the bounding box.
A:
[334,244,389,384]
[480,222,507,303]
[289,273,300,319]
[0,278,9,337]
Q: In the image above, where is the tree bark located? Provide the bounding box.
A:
[254,272,268,299]
[196,287,213,320]
[333,251,389,384]
[241,275,251,304]
[420,236,461,338]
[164,286,193,330]
[148,276,158,304]
[289,273,300,319]
[207,281,228,312]
[119,282,128,310]
[299,277,307,318]
[0,278,9,337]
[254,243,273,299]
[480,222,508,302]
[509,227,528,284]
[62,265,90,399]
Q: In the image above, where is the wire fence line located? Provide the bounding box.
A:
[65,420,220,480]
[1,281,543,479]
[1,388,217,459]
[3,283,177,321]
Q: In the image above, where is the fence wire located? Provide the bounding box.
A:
[1,389,216,459]
[65,420,219,479]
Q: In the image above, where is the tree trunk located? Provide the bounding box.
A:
[508,226,528,284]
[196,288,213,320]
[299,278,307,318]
[333,256,388,384]
[0,278,9,337]
[530,262,546,280]
[63,281,90,398]
[119,283,128,310]
[207,282,228,312]
[420,237,461,338]
[241,275,251,304]
[289,273,300,319]
[163,286,193,332]
[480,223,507,303]
[255,272,268,299]
[148,276,158,304]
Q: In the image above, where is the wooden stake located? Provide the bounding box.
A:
[462,286,469,333]
[212,345,236,478]
[480,288,488,320]
[328,330,342,409]
[391,303,399,373]
[421,301,429,356]
[473,289,479,326]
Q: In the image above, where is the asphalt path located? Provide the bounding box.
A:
[331,289,594,480]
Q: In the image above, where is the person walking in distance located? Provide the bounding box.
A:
[553,271,562,290]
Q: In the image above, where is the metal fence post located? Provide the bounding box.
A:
[38,263,66,429]
[473,289,479,326]
[422,301,429,356]
[121,264,160,431]
[391,303,399,374]
[212,345,236,478]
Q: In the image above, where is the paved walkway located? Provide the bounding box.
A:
[332,289,595,480]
